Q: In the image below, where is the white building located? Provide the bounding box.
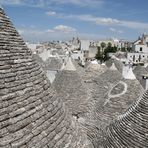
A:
[127,33,148,63]
[89,46,98,59]
[134,44,148,53]
[118,39,132,49]
[26,42,42,54]
[132,33,148,53]
[71,50,85,66]
[127,52,148,63]
[80,40,91,51]
[80,40,97,60]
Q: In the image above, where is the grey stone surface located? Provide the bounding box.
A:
[1,6,147,148]
[34,55,63,71]
[100,90,148,147]
[0,8,89,148]
[79,66,143,147]
[52,68,89,117]
[133,65,148,88]
[106,59,124,73]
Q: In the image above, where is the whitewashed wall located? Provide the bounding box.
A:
[134,44,148,53]
[127,52,148,62]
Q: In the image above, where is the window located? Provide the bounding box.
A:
[140,47,143,51]
[139,55,141,61]
[133,55,135,61]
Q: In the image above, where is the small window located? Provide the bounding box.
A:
[140,47,143,51]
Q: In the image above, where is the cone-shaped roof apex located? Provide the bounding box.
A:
[109,62,118,71]
[64,57,76,71]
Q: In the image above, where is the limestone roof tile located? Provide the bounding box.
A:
[0,8,88,148]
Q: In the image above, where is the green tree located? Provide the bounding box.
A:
[103,46,117,61]
[127,47,132,52]
[121,47,126,52]
[121,47,132,52]
[95,46,103,62]
[101,42,106,51]
[107,42,112,47]
[96,43,118,62]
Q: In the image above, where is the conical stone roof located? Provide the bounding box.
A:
[85,61,107,74]
[82,67,143,146]
[106,58,123,73]
[109,63,118,71]
[0,8,89,148]
[87,68,123,123]
[46,57,63,70]
[100,90,148,147]
[32,54,47,70]
[79,68,123,144]
[93,66,142,122]
[33,54,63,71]
[52,57,89,117]
[76,61,108,86]
[64,57,76,71]
[133,65,148,88]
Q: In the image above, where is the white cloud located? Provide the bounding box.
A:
[69,15,120,25]
[54,25,76,32]
[96,18,120,25]
[17,24,77,42]
[46,11,56,16]
[109,28,116,32]
[46,25,77,33]
[109,28,123,34]
[47,29,55,33]
[18,28,105,42]
[0,0,104,8]
[51,0,104,7]
[120,20,148,29]
[18,25,38,35]
[0,0,22,5]
[18,29,24,34]
[0,0,48,7]
[17,25,104,42]
[118,30,123,34]
[17,28,77,42]
[61,14,148,30]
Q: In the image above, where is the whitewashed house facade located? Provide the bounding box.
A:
[127,33,148,63]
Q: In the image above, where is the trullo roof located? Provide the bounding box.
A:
[0,8,89,148]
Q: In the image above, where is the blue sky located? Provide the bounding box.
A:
[1,0,148,42]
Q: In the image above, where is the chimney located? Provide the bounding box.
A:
[141,74,148,90]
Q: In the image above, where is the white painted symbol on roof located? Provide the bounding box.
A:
[104,81,128,105]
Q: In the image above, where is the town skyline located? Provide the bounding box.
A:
[1,0,148,42]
